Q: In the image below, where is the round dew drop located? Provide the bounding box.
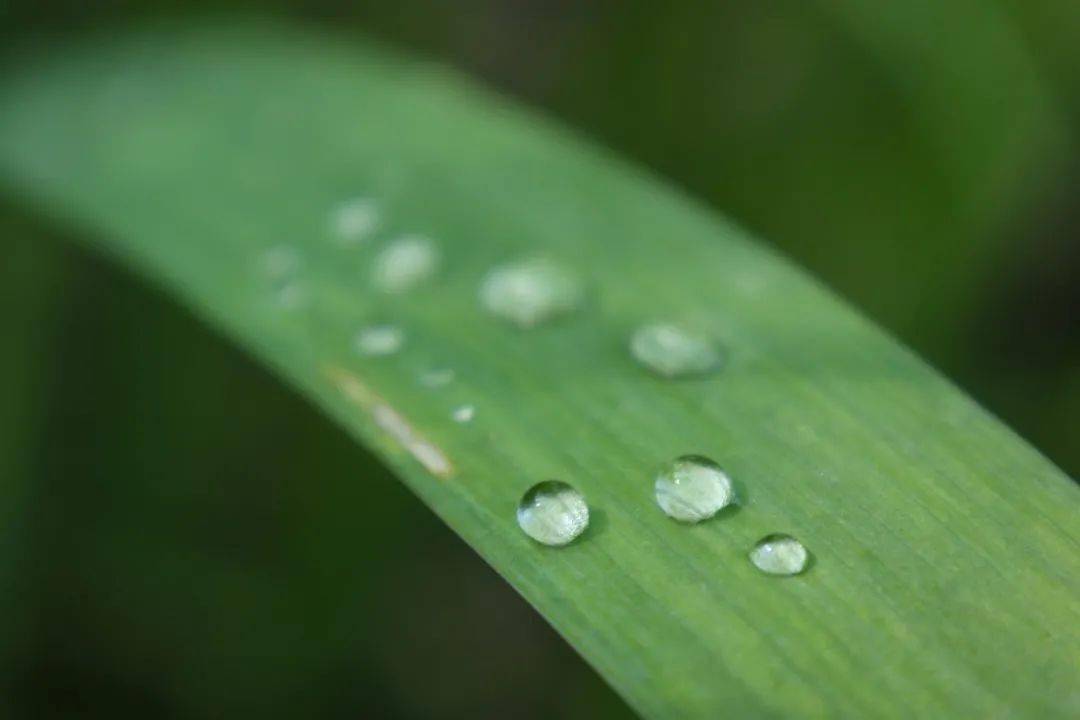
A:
[654,455,735,522]
[354,325,405,357]
[372,235,440,293]
[630,323,722,378]
[516,481,589,546]
[749,534,809,576]
[480,259,583,328]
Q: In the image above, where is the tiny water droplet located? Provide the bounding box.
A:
[419,368,456,388]
[630,323,722,378]
[516,480,589,546]
[373,235,440,293]
[480,259,583,328]
[331,197,379,245]
[654,455,735,522]
[750,534,809,576]
[451,404,475,423]
[354,325,405,357]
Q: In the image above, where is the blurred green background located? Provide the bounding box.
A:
[2,1,1077,717]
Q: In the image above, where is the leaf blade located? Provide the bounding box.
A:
[1,20,1077,719]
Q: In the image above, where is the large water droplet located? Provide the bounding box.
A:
[331,197,379,245]
[516,481,589,546]
[480,259,583,328]
[373,235,440,293]
[750,534,809,576]
[630,323,722,378]
[654,455,735,522]
[354,325,405,357]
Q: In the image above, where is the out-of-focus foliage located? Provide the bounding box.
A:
[0,2,1076,718]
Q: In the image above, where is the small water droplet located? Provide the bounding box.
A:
[373,235,440,293]
[630,323,722,378]
[419,368,456,388]
[749,534,809,576]
[331,197,379,245]
[516,480,589,546]
[451,404,475,423]
[355,325,405,357]
[654,455,735,522]
[480,259,583,328]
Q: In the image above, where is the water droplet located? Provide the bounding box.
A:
[654,455,735,522]
[331,197,379,245]
[749,534,809,576]
[373,235,440,293]
[355,325,405,357]
[516,481,589,546]
[480,259,583,328]
[419,368,456,388]
[630,323,722,378]
[451,404,475,423]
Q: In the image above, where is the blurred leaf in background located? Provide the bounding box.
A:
[1,1,1077,718]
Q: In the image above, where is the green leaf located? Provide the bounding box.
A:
[1,20,1077,719]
